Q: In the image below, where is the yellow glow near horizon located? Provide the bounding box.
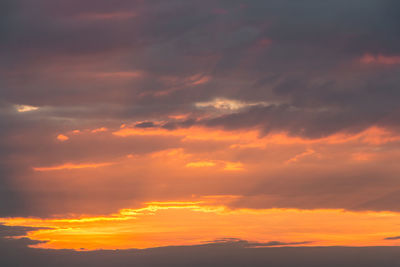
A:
[9,124,400,251]
[2,199,400,251]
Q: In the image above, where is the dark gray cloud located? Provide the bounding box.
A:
[385,236,400,240]
[354,190,400,212]
[0,0,399,139]
[205,238,312,248]
[0,224,48,251]
[135,121,156,128]
[226,160,400,212]
[0,224,46,239]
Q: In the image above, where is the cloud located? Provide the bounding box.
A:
[223,162,244,171]
[384,236,400,240]
[0,224,48,250]
[204,238,313,248]
[57,134,69,141]
[135,121,156,128]
[1,1,400,255]
[361,54,400,65]
[33,162,115,172]
[186,161,216,168]
[15,105,39,113]
[195,98,270,113]
[285,149,316,164]
[0,229,399,267]
[0,0,399,141]
[0,224,46,239]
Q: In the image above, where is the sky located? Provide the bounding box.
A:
[1,0,400,265]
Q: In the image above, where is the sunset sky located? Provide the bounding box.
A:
[1,0,400,266]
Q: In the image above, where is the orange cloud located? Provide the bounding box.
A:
[147,149,244,171]
[91,127,108,133]
[351,152,375,162]
[223,162,244,171]
[23,124,400,221]
[33,162,114,172]
[113,126,400,149]
[56,134,69,142]
[286,149,316,164]
[113,126,260,143]
[168,114,190,120]
[186,161,217,168]
[188,75,211,86]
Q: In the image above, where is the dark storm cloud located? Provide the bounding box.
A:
[0,0,399,139]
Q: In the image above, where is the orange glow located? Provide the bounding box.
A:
[4,2,400,260]
[91,127,108,133]
[56,134,69,142]
[186,161,216,168]
[2,199,400,250]
[352,152,375,162]
[286,149,316,164]
[15,124,400,251]
[168,114,190,120]
[33,162,114,172]
[223,162,244,171]
[189,75,211,86]
[113,125,400,147]
[113,126,256,141]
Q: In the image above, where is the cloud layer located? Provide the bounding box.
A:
[1,0,400,253]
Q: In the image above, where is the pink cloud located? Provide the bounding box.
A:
[360,54,400,65]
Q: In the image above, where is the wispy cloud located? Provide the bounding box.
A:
[33,162,115,172]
